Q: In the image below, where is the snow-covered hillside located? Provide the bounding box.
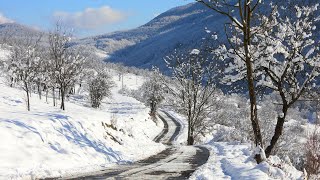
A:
[75,3,227,71]
[0,48,165,179]
[0,23,43,42]
[74,1,320,72]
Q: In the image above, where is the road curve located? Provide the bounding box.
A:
[55,111,210,180]
[154,111,181,145]
[153,112,169,143]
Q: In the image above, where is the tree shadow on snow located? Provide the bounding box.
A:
[0,118,45,142]
[0,113,124,163]
[45,113,123,162]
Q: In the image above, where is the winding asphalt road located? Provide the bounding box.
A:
[59,111,210,180]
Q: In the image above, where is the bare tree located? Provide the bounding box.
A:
[48,23,85,110]
[4,34,42,111]
[305,126,320,177]
[196,0,264,162]
[163,48,218,145]
[252,4,320,157]
[211,2,320,158]
[139,72,165,118]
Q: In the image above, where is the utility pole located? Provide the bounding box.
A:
[121,73,124,89]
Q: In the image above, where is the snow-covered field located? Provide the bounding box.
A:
[0,57,165,179]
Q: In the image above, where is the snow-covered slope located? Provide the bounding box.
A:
[75,3,227,71]
[0,48,165,179]
[75,1,320,72]
[0,23,42,40]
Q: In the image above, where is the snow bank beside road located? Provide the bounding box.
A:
[0,69,164,179]
[190,142,304,180]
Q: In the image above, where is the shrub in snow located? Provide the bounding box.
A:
[89,74,113,108]
[305,126,320,178]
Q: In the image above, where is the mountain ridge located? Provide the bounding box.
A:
[75,3,227,71]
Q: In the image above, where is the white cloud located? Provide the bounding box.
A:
[53,6,127,29]
[0,13,14,24]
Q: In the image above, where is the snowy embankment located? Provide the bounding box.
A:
[169,111,305,180]
[189,142,304,180]
[0,52,165,179]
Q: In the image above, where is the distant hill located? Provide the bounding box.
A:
[75,3,227,71]
[0,23,43,41]
[75,1,320,72]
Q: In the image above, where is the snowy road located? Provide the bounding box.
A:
[153,111,181,145]
[59,111,210,180]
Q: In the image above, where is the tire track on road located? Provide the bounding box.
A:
[56,110,210,180]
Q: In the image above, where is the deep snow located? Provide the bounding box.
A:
[0,52,165,179]
[169,110,307,180]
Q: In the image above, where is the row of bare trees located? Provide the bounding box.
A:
[1,23,114,111]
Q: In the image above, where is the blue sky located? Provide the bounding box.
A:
[0,0,194,37]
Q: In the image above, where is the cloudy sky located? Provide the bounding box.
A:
[0,0,193,37]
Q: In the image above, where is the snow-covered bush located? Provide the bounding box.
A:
[305,126,320,178]
[89,75,113,108]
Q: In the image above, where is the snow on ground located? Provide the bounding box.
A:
[0,66,165,179]
[169,110,305,180]
[189,142,304,180]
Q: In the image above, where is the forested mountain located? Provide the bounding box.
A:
[76,3,227,70]
[0,23,42,40]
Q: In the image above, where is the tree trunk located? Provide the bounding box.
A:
[265,107,288,157]
[60,86,65,110]
[10,77,13,87]
[24,82,30,111]
[187,115,194,145]
[243,2,263,163]
[53,87,56,107]
[187,97,194,145]
[188,128,194,145]
[37,82,41,100]
[150,101,156,117]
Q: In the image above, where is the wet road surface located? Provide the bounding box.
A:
[57,111,210,180]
